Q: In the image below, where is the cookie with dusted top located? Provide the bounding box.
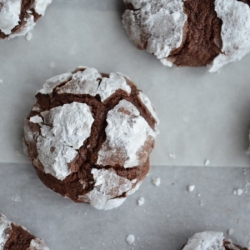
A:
[122,0,250,72]
[23,67,159,210]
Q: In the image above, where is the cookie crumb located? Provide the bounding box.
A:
[126,235,135,245]
[152,177,161,186]
[25,32,32,41]
[137,197,145,206]
[169,153,176,159]
[188,185,195,192]
[204,159,210,166]
[233,188,243,196]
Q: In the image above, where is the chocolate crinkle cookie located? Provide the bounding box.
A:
[122,0,250,72]
[182,231,248,250]
[0,214,49,250]
[23,67,159,210]
[0,0,52,39]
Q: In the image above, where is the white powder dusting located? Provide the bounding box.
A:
[138,91,159,124]
[0,0,21,35]
[137,197,145,206]
[152,177,161,186]
[0,214,11,248]
[204,159,210,166]
[39,72,72,94]
[233,188,244,196]
[57,68,101,96]
[58,68,131,102]
[28,238,50,250]
[25,32,33,41]
[188,185,195,192]
[9,14,36,39]
[126,235,135,245]
[228,229,234,236]
[126,181,142,196]
[122,0,187,66]
[97,100,156,168]
[33,102,94,180]
[82,169,133,210]
[182,232,225,250]
[30,115,43,124]
[97,73,131,102]
[209,0,250,72]
[34,0,52,16]
[169,153,176,159]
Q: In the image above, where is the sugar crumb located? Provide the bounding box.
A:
[233,188,243,196]
[137,197,145,206]
[25,32,32,41]
[126,235,135,245]
[152,177,161,186]
[168,153,176,159]
[188,185,195,192]
[228,229,234,236]
[204,159,210,166]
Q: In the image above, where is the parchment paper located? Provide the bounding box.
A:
[1,164,250,250]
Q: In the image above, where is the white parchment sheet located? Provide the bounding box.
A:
[1,0,250,167]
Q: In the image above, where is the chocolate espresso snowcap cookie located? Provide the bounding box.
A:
[182,231,248,250]
[24,67,159,210]
[122,0,250,72]
[0,0,52,39]
[0,214,49,249]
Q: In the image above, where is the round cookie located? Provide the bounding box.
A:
[0,0,52,39]
[0,214,49,249]
[122,0,250,72]
[182,231,248,250]
[23,67,159,210]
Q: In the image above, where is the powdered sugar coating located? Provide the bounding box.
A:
[30,102,94,180]
[97,73,131,102]
[138,91,159,124]
[58,68,101,96]
[97,100,156,168]
[57,68,131,102]
[183,232,225,250]
[34,0,52,16]
[9,14,36,39]
[209,0,250,72]
[28,238,50,250]
[0,0,51,39]
[83,168,134,210]
[0,0,21,35]
[39,73,73,95]
[25,67,158,210]
[0,214,11,248]
[122,0,187,66]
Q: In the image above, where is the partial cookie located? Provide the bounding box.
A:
[0,214,49,250]
[24,67,159,210]
[122,0,250,72]
[182,231,248,250]
[0,0,52,39]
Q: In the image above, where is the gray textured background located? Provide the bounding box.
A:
[0,164,250,249]
[1,0,250,249]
